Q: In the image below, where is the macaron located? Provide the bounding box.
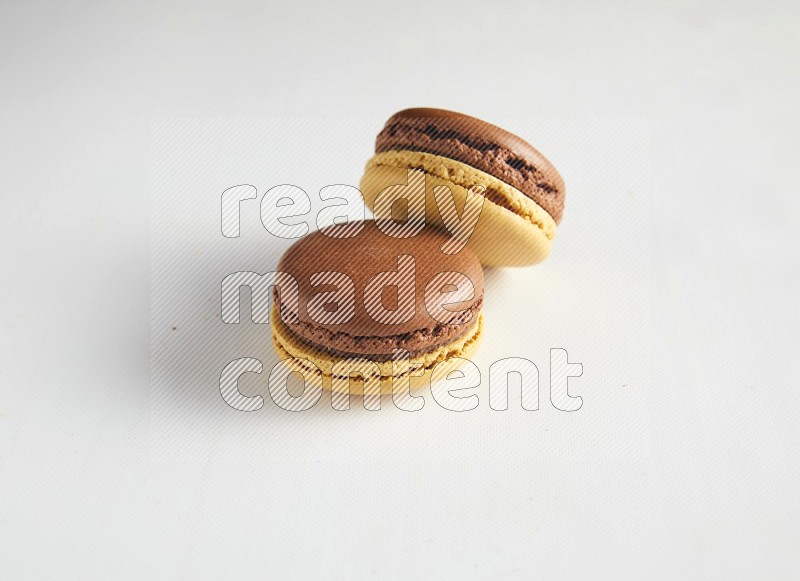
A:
[360,108,565,267]
[270,220,484,395]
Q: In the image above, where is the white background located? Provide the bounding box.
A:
[1,1,799,579]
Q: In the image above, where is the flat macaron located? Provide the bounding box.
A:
[271,220,484,394]
[360,108,566,267]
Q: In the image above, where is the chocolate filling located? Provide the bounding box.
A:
[375,114,565,223]
[278,295,483,362]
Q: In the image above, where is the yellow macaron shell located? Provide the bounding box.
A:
[360,150,557,267]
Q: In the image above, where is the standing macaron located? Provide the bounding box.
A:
[270,220,484,395]
[360,108,565,267]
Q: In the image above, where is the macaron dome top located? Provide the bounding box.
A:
[273,220,484,362]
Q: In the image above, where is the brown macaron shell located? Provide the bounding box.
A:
[375,107,565,224]
[275,220,484,361]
